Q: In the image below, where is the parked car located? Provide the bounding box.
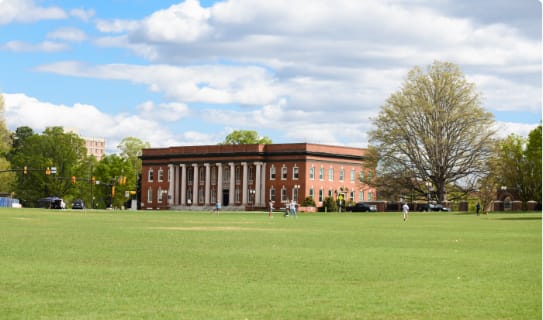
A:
[38,197,64,209]
[418,203,450,212]
[347,202,377,212]
[72,199,85,209]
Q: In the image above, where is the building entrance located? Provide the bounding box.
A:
[222,190,229,206]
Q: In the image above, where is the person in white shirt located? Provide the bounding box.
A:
[402,203,409,221]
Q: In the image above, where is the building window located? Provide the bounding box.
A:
[158,168,164,182]
[350,191,354,201]
[199,167,205,185]
[187,169,193,184]
[270,187,276,202]
[339,168,344,182]
[235,187,241,203]
[328,189,333,197]
[309,187,314,199]
[281,166,288,180]
[328,168,334,181]
[318,188,324,202]
[211,189,217,203]
[223,166,230,187]
[270,165,276,180]
[350,169,356,183]
[292,186,299,202]
[235,166,241,184]
[248,166,254,184]
[148,169,154,182]
[187,189,193,204]
[292,166,299,180]
[281,186,287,203]
[359,191,364,201]
[359,171,364,181]
[319,167,324,181]
[368,192,373,201]
[211,167,217,185]
[147,187,153,203]
[309,167,315,180]
[199,188,204,203]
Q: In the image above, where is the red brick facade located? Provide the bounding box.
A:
[140,143,375,210]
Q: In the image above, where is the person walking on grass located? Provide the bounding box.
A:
[402,202,409,221]
[476,202,481,216]
[289,200,297,218]
[268,200,274,218]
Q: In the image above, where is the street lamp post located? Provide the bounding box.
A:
[425,181,432,204]
[293,184,300,203]
[249,189,256,208]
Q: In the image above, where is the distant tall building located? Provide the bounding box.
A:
[84,137,106,160]
[61,128,106,160]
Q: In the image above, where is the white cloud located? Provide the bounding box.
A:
[47,27,87,42]
[2,40,68,52]
[70,8,95,22]
[2,93,198,153]
[138,0,211,43]
[36,61,281,106]
[0,0,66,25]
[137,101,190,121]
[493,122,541,140]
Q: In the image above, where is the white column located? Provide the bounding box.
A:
[229,162,235,205]
[180,164,186,204]
[192,164,198,205]
[254,162,262,206]
[242,162,248,205]
[216,163,223,205]
[204,163,211,205]
[261,162,267,205]
[173,165,179,205]
[168,164,174,206]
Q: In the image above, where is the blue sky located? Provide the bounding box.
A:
[1,0,541,154]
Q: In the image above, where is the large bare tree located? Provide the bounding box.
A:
[369,61,495,203]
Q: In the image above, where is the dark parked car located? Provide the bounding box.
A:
[418,203,450,212]
[72,199,85,209]
[347,202,377,212]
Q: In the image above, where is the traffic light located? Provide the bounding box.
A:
[111,186,115,197]
[45,167,51,175]
[71,176,76,184]
[23,166,27,174]
[91,176,96,184]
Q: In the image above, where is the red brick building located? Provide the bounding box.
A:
[139,143,376,210]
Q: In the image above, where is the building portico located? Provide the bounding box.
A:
[140,143,375,211]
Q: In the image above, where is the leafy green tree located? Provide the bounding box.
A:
[0,93,15,193]
[92,154,133,208]
[220,130,272,145]
[495,126,542,207]
[369,61,495,203]
[525,125,542,203]
[10,127,87,206]
[117,136,150,174]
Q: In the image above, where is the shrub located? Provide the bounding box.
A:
[301,196,316,207]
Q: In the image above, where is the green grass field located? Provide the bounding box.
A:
[1,208,540,319]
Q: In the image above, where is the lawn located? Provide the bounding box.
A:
[0,208,540,319]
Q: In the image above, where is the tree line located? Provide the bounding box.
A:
[0,114,149,208]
